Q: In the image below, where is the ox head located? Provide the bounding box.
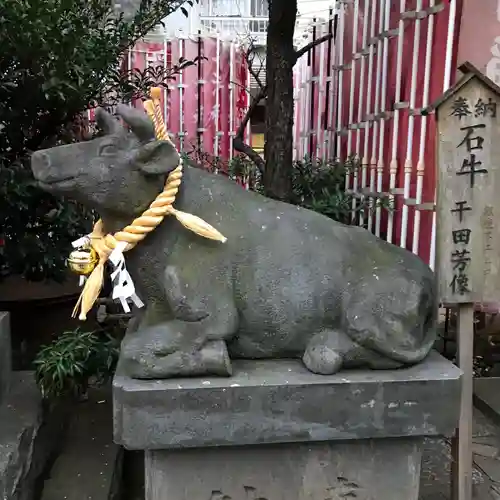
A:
[31,105,180,216]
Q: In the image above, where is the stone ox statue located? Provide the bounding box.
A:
[31,105,437,379]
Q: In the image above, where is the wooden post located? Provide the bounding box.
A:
[451,303,474,500]
[433,61,500,500]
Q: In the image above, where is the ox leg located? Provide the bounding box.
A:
[121,301,239,379]
[302,329,403,375]
[121,264,241,378]
[121,327,232,379]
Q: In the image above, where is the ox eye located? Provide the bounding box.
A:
[100,143,118,156]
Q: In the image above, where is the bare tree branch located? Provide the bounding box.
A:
[293,33,333,62]
[236,85,266,138]
[233,42,267,173]
[233,85,266,175]
[233,31,333,173]
[230,80,251,93]
[233,136,265,174]
[245,46,266,91]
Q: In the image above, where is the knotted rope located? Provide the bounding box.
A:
[72,87,226,320]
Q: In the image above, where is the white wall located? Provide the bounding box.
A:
[160,1,201,37]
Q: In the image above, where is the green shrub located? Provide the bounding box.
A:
[225,155,391,225]
[34,328,120,399]
[0,0,198,282]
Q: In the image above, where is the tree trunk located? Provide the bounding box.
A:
[263,0,297,201]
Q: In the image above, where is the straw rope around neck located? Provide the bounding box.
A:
[72,87,227,321]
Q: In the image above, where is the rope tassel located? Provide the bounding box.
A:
[72,261,105,321]
[71,87,227,320]
[170,208,227,243]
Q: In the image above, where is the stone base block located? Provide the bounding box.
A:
[114,351,461,450]
[145,438,423,500]
[114,351,461,500]
[0,312,11,405]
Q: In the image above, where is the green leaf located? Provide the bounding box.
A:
[33,328,119,399]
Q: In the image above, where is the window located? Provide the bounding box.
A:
[207,0,244,16]
[251,0,268,17]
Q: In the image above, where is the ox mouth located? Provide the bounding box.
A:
[36,176,76,190]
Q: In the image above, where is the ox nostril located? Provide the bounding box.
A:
[38,152,51,168]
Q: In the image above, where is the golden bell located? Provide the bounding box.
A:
[67,247,99,276]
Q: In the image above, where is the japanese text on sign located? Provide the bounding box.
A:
[448,95,497,297]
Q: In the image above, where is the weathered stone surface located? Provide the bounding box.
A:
[32,105,437,380]
[474,377,500,423]
[114,408,500,500]
[145,438,424,500]
[0,373,42,500]
[474,456,500,484]
[114,351,461,450]
[0,372,69,500]
[472,442,498,458]
[0,312,11,405]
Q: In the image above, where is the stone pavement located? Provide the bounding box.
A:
[41,386,123,500]
[419,407,500,500]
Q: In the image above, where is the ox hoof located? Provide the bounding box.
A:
[202,339,233,377]
[123,339,233,379]
[302,344,343,375]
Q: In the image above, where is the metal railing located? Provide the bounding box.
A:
[199,0,269,44]
[200,17,268,44]
[199,0,268,17]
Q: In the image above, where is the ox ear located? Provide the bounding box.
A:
[135,140,180,176]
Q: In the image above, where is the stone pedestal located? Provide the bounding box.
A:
[145,439,422,500]
[113,352,462,500]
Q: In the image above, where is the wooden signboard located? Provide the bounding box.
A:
[436,63,500,305]
[433,61,500,500]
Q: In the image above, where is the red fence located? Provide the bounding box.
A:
[294,0,464,268]
[90,34,250,163]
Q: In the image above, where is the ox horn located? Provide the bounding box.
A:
[116,104,155,143]
[95,107,121,135]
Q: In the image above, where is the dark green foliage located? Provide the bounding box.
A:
[291,157,392,225]
[226,155,392,225]
[0,0,198,281]
[34,328,120,399]
[290,158,353,224]
[0,0,197,159]
[0,163,94,281]
[227,154,264,192]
